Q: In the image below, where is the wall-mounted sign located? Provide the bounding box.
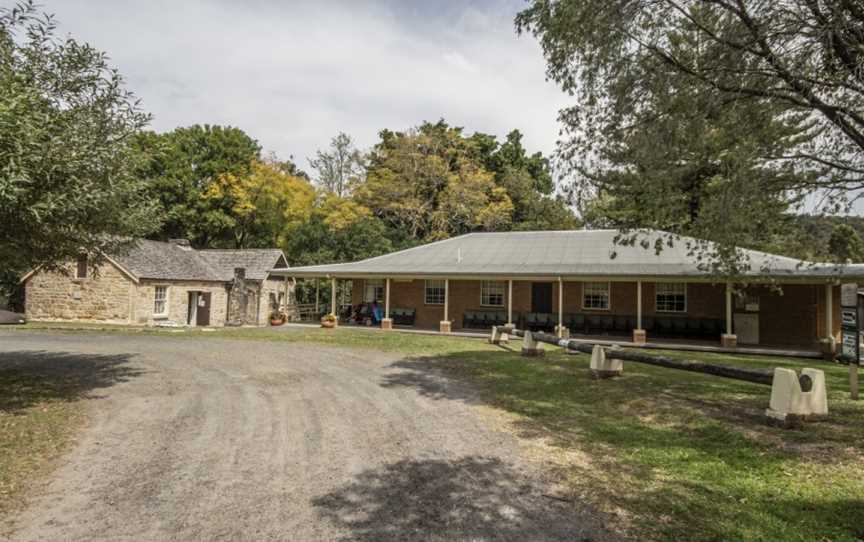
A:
[840,283,860,365]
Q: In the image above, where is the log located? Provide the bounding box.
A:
[505,326,812,391]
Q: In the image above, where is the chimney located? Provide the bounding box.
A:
[170,239,191,250]
[234,267,246,281]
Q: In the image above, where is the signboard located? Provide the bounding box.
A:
[840,283,860,365]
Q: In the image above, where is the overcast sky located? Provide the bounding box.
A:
[45,0,570,168]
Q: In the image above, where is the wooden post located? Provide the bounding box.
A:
[385,278,390,319]
[507,279,513,325]
[851,365,860,400]
[330,277,336,316]
[637,280,642,330]
[315,279,320,314]
[725,283,733,336]
[557,277,564,338]
[444,279,449,322]
[825,283,833,340]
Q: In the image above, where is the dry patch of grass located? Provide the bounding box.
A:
[0,349,141,529]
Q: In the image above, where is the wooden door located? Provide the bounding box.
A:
[531,282,553,313]
[196,292,211,326]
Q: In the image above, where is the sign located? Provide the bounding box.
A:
[840,283,860,365]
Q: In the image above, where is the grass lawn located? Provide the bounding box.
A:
[9,323,864,540]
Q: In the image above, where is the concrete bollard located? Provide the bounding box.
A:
[521,330,544,357]
[589,345,623,379]
[489,325,509,345]
[765,367,828,426]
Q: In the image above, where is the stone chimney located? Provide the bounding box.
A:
[170,239,192,250]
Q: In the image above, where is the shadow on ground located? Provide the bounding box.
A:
[0,350,143,414]
[312,456,607,542]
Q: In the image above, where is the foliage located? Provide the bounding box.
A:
[134,124,262,247]
[827,224,864,263]
[203,158,315,248]
[0,2,159,274]
[516,0,864,275]
[308,132,365,197]
[356,120,577,244]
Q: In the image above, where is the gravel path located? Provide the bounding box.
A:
[1,331,612,541]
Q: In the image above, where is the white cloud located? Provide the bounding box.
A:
[45,0,571,169]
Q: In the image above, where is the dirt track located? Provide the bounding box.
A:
[0,331,612,541]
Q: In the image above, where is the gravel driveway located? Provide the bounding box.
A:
[1,331,611,541]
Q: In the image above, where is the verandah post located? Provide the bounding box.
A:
[330,277,337,319]
[633,280,646,344]
[382,278,393,330]
[507,279,513,326]
[721,282,737,348]
[555,277,568,338]
[440,279,451,333]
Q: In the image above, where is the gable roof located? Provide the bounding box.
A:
[108,240,286,282]
[273,229,864,280]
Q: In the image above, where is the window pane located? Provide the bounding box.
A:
[656,283,686,312]
[154,286,167,315]
[481,281,504,306]
[583,282,609,310]
[425,280,445,305]
[76,255,87,279]
[364,280,384,303]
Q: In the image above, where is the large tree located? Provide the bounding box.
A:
[308,132,365,197]
[516,0,864,272]
[135,125,261,247]
[0,2,159,273]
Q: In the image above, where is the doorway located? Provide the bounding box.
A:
[531,282,553,313]
[187,292,211,326]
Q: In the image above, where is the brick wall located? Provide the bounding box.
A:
[25,261,135,323]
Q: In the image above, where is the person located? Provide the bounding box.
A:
[371,300,383,325]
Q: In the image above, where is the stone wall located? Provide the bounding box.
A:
[258,276,289,324]
[133,280,229,326]
[25,261,135,323]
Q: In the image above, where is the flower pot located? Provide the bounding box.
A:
[321,320,336,329]
[270,318,285,326]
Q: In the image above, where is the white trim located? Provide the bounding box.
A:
[655,282,688,313]
[153,285,169,317]
[480,280,506,307]
[582,281,611,311]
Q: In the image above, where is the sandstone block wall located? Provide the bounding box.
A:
[133,280,229,326]
[25,261,134,323]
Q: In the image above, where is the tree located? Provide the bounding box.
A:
[515,0,852,275]
[828,224,864,263]
[0,2,159,273]
[135,125,261,247]
[203,158,315,248]
[308,132,365,197]
[356,121,516,243]
[516,0,864,200]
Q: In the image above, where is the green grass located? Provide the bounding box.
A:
[7,323,864,540]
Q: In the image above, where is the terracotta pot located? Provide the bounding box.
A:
[270,318,285,326]
[321,320,336,329]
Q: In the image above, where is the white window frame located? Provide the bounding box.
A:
[656,282,687,313]
[480,281,505,307]
[364,279,384,303]
[424,280,445,305]
[153,285,169,317]
[582,281,611,310]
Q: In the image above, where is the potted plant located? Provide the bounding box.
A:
[270,310,286,326]
[320,313,337,329]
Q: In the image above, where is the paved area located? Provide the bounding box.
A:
[0,332,612,541]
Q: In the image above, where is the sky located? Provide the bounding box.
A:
[45,0,571,169]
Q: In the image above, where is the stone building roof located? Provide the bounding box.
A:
[275,229,864,280]
[111,240,287,282]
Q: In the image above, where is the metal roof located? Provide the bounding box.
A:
[272,229,864,280]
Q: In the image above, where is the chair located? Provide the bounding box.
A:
[524,312,540,330]
[655,317,672,336]
[567,313,585,334]
[672,318,688,337]
[641,316,654,332]
[686,319,702,338]
[613,315,629,334]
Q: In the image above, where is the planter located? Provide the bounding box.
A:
[321,320,336,329]
[270,318,285,326]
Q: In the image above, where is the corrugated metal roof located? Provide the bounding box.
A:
[113,240,286,281]
[274,229,864,280]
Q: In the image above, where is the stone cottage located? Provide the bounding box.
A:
[22,239,291,327]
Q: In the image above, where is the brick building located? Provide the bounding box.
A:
[22,239,290,327]
[275,230,864,351]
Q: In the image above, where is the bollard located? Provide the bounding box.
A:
[489,325,509,345]
[589,345,623,379]
[521,331,545,357]
[765,367,828,427]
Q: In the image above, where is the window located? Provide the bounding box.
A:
[76,254,88,279]
[656,282,686,312]
[480,281,505,307]
[364,280,384,303]
[154,286,168,316]
[583,282,610,310]
[425,280,445,305]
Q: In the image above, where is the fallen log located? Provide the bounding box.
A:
[504,326,812,392]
